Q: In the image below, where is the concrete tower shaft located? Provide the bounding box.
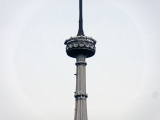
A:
[74,54,88,120]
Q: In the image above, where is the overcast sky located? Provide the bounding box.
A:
[0,0,160,120]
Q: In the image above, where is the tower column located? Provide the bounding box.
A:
[64,1,97,120]
[74,54,88,120]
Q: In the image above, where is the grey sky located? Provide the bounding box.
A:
[0,0,160,120]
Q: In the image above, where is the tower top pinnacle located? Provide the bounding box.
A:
[64,0,96,58]
[77,0,85,36]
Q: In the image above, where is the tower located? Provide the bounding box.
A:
[64,0,96,120]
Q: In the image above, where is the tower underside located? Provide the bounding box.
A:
[64,36,96,58]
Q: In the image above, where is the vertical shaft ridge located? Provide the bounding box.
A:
[74,54,88,120]
[77,0,85,36]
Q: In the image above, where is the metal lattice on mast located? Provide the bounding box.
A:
[64,0,97,120]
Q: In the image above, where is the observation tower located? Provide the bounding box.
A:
[64,0,97,120]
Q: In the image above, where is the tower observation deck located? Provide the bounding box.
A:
[64,0,97,120]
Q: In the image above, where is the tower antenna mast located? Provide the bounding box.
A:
[77,0,85,36]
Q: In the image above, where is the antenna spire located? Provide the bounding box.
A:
[77,0,85,36]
